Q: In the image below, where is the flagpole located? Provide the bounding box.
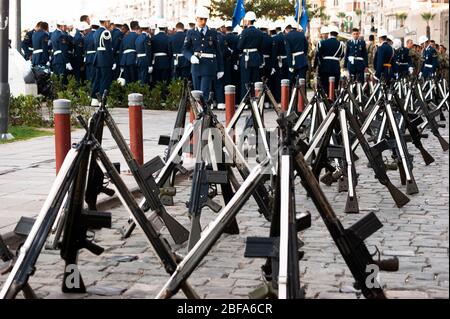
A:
[297,0,301,29]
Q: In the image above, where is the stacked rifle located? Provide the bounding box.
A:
[0,73,447,300]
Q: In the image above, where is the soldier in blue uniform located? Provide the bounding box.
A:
[72,22,90,83]
[31,22,50,67]
[373,30,394,83]
[419,36,438,79]
[182,7,224,100]
[284,19,309,83]
[271,21,289,102]
[50,21,73,83]
[120,21,139,84]
[169,22,190,79]
[223,21,239,89]
[344,28,368,83]
[316,25,345,94]
[22,23,39,60]
[237,11,263,98]
[151,20,172,84]
[111,20,125,80]
[392,38,413,79]
[84,21,98,84]
[212,20,226,109]
[135,20,152,85]
[259,20,274,82]
[91,17,114,106]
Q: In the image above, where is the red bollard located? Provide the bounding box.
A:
[53,99,72,175]
[298,78,306,113]
[329,76,336,102]
[188,103,196,158]
[255,82,263,98]
[281,79,290,113]
[225,85,236,142]
[128,93,144,166]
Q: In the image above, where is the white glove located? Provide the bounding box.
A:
[217,72,224,80]
[46,61,51,67]
[112,63,117,71]
[373,75,379,82]
[409,67,414,75]
[120,67,124,73]
[419,72,423,78]
[66,63,73,71]
[190,55,200,64]
[271,68,276,75]
[148,67,153,74]
[233,64,238,71]
[289,68,294,73]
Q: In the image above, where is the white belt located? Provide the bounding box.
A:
[123,49,136,54]
[397,62,409,66]
[53,50,62,56]
[278,56,287,59]
[33,49,43,54]
[292,51,304,66]
[243,48,258,53]
[324,56,340,61]
[86,50,96,55]
[154,52,168,57]
[263,55,270,59]
[194,52,216,59]
[28,47,34,51]
[97,47,106,51]
[137,53,147,58]
[425,64,433,68]
[354,57,364,61]
[173,53,183,58]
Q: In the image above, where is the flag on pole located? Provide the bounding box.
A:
[295,0,309,31]
[232,0,246,28]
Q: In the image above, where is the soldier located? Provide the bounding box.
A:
[111,20,124,80]
[237,11,264,98]
[31,22,50,68]
[367,34,376,71]
[50,21,73,83]
[72,22,90,83]
[271,20,289,102]
[406,38,421,75]
[373,30,394,83]
[135,20,152,86]
[84,21,98,84]
[344,27,368,83]
[22,23,39,60]
[120,20,139,84]
[91,17,114,106]
[169,22,190,79]
[151,20,172,84]
[438,46,449,81]
[316,25,345,94]
[419,36,438,79]
[223,21,239,88]
[259,20,274,83]
[284,18,308,84]
[212,20,226,110]
[182,7,224,100]
[392,38,413,79]
[313,26,329,72]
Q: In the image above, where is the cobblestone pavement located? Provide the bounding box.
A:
[0,110,448,299]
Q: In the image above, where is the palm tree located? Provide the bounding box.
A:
[421,12,436,40]
[395,12,408,28]
[337,12,346,32]
[355,9,363,30]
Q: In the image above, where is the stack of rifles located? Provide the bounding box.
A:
[0,72,448,300]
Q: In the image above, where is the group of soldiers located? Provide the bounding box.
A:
[21,7,449,108]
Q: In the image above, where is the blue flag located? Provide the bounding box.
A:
[232,0,246,28]
[295,0,309,31]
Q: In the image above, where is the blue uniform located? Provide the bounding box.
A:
[135,32,152,85]
[261,31,274,80]
[223,31,239,88]
[421,45,438,79]
[84,30,97,83]
[285,29,309,83]
[317,36,345,94]
[183,26,224,100]
[22,30,35,60]
[374,41,394,82]
[31,30,50,67]
[169,31,190,79]
[345,38,368,82]
[111,28,123,79]
[214,31,226,104]
[237,25,263,98]
[72,30,85,82]
[120,31,138,84]
[392,46,412,78]
[151,31,172,83]
[92,27,114,98]
[50,29,72,79]
[271,32,289,102]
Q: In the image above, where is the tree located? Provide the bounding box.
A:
[337,12,346,32]
[420,12,435,40]
[395,12,408,28]
[355,8,363,30]
[210,0,295,21]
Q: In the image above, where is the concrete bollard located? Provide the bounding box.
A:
[281,79,290,112]
[255,82,264,98]
[53,99,71,175]
[128,93,144,166]
[329,77,336,102]
[298,78,306,113]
